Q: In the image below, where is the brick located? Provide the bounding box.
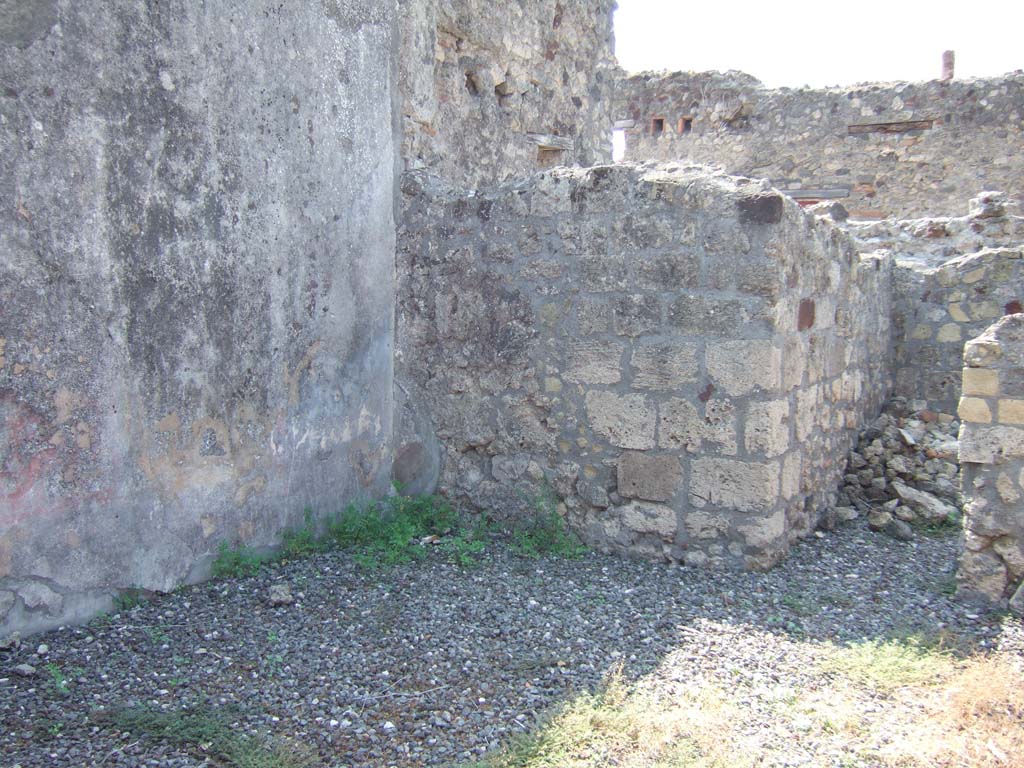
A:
[617,452,682,502]
[958,396,992,423]
[962,367,999,397]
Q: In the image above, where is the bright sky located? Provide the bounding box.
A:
[614,0,1024,89]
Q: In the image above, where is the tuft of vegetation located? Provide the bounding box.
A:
[327,493,458,567]
[819,635,955,692]
[211,541,270,579]
[113,590,148,612]
[510,491,587,559]
[45,662,69,695]
[105,704,316,768]
[280,508,327,559]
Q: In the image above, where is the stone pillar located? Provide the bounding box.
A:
[942,50,955,81]
[957,314,1024,615]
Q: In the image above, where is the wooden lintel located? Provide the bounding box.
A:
[847,120,934,135]
[526,133,574,151]
[779,188,851,200]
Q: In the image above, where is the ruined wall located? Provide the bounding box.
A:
[617,71,1024,219]
[0,1,397,635]
[397,164,891,570]
[398,0,616,187]
[847,193,1024,414]
[958,315,1024,615]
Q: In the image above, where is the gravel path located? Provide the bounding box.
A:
[3,521,1022,768]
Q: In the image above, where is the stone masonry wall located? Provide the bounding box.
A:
[397,164,891,570]
[398,0,616,187]
[617,70,1024,219]
[957,314,1024,615]
[847,193,1024,414]
[0,1,397,635]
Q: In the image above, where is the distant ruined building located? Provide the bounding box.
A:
[1,0,1022,636]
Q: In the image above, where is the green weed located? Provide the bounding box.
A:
[510,491,586,559]
[45,662,69,695]
[211,541,268,579]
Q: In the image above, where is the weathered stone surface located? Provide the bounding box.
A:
[618,502,677,539]
[585,391,656,450]
[267,584,294,607]
[690,458,779,514]
[0,590,14,619]
[631,342,699,389]
[891,481,957,523]
[1,0,397,637]
[398,0,615,187]
[706,341,781,396]
[16,583,62,616]
[566,340,624,385]
[745,400,791,457]
[619,70,1024,219]
[617,452,682,502]
[959,315,1024,605]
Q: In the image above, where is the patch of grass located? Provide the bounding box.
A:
[470,667,746,768]
[211,541,269,579]
[280,508,327,559]
[820,636,955,692]
[45,662,69,695]
[327,493,458,567]
[105,704,315,768]
[441,532,487,567]
[113,590,148,612]
[510,491,586,559]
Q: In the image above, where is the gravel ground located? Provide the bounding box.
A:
[2,520,1022,768]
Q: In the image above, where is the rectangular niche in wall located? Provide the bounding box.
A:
[651,117,665,138]
[678,116,693,134]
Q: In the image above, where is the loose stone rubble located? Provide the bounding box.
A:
[837,397,961,539]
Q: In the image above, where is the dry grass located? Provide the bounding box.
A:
[475,636,1024,768]
[889,654,1024,768]
[473,665,750,768]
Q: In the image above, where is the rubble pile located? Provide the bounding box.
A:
[835,398,962,540]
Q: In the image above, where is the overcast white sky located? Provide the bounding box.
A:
[614,0,1024,88]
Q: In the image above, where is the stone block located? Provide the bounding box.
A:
[737,508,786,550]
[998,399,1024,424]
[635,252,699,290]
[962,367,999,397]
[566,340,624,385]
[745,399,791,457]
[959,424,1024,464]
[658,398,701,452]
[585,391,656,449]
[958,549,1008,602]
[781,452,802,499]
[703,398,738,455]
[631,342,699,390]
[936,323,962,343]
[683,510,730,540]
[669,296,752,337]
[958,396,992,423]
[706,340,781,396]
[617,452,682,502]
[16,582,63,616]
[575,299,610,334]
[613,295,661,337]
[579,254,628,292]
[619,501,677,539]
[690,458,780,513]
